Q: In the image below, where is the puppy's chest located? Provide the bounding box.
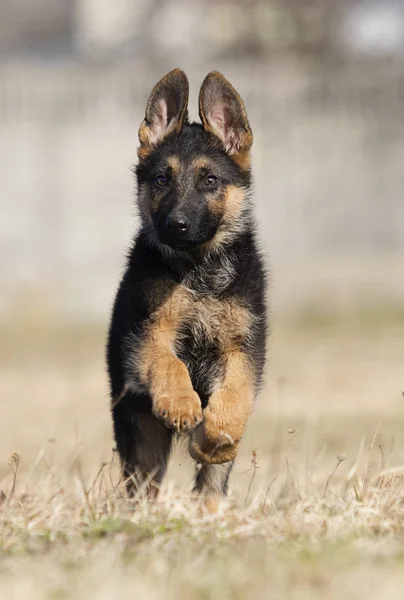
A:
[174,286,251,352]
[148,261,252,350]
[181,294,234,345]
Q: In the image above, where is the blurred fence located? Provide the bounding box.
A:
[1,58,404,318]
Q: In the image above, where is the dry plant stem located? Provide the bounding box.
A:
[7,453,21,506]
[345,435,365,491]
[244,450,258,504]
[322,455,346,499]
[263,477,277,507]
[362,422,381,492]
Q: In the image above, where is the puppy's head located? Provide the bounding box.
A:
[136,69,253,252]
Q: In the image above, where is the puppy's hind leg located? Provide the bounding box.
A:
[193,461,234,512]
[113,393,173,499]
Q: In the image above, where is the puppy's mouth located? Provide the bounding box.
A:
[155,225,218,252]
[163,239,200,251]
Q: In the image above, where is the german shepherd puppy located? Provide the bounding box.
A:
[107,69,267,503]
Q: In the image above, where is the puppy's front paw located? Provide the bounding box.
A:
[153,391,202,433]
[189,424,239,464]
[189,389,250,464]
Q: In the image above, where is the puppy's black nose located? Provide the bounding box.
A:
[166,214,189,233]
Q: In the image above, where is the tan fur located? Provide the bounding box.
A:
[137,286,202,433]
[179,288,252,351]
[222,184,245,224]
[203,496,221,513]
[134,282,253,441]
[203,184,247,251]
[205,189,225,217]
[231,149,252,171]
[189,351,255,464]
[167,155,180,175]
[191,157,211,172]
[137,127,153,159]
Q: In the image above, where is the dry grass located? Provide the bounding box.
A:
[1,312,404,599]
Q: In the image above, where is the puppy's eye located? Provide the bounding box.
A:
[205,175,217,188]
[155,174,168,187]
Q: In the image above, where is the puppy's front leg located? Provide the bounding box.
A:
[190,350,255,464]
[136,291,202,433]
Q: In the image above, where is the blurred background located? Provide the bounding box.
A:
[0,0,403,483]
[1,0,404,319]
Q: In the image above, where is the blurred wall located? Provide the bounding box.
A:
[1,0,404,320]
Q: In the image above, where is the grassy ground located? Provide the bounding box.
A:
[1,311,404,599]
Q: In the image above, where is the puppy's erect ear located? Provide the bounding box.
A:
[199,71,253,169]
[138,69,189,159]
